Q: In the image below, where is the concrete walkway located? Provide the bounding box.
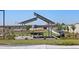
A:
[0,45,79,49]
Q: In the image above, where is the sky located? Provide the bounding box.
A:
[0,10,79,25]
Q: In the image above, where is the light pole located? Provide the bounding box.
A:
[0,10,5,39]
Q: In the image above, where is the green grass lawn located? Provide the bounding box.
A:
[0,39,79,45]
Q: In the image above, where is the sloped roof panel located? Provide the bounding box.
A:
[19,17,37,24]
[34,12,55,24]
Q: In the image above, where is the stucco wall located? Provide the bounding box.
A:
[74,24,79,33]
[68,24,79,33]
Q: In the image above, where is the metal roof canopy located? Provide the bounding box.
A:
[34,12,55,24]
[19,17,37,24]
[19,12,55,25]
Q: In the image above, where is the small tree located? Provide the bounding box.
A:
[26,25,31,30]
[66,26,69,32]
[56,23,62,30]
[71,25,75,32]
[65,26,70,39]
[71,24,76,38]
[61,23,65,25]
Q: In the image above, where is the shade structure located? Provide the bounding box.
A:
[18,12,56,36]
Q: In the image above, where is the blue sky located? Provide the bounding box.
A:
[0,10,79,25]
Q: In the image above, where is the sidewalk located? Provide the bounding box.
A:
[0,45,79,49]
